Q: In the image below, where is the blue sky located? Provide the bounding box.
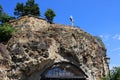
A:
[0,0,120,69]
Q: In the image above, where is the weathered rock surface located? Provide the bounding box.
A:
[0,16,109,80]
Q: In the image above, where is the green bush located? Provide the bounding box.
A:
[0,5,15,24]
[44,8,56,23]
[0,23,14,42]
[0,13,10,23]
[102,76,109,80]
[110,67,120,80]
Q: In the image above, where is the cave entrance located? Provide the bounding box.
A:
[41,62,87,80]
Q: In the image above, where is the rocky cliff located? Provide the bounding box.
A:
[0,16,109,80]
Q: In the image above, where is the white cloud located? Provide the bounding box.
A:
[99,34,120,41]
[111,48,120,52]
[99,35,110,41]
[112,34,120,40]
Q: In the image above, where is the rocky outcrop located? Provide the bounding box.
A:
[0,16,109,80]
[0,43,11,80]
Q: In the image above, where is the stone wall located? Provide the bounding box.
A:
[0,16,109,80]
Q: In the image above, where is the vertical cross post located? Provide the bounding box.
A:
[70,15,74,27]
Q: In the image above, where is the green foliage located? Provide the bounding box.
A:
[25,0,40,16]
[0,13,11,23]
[14,0,40,17]
[110,67,120,80]
[0,23,14,42]
[0,5,14,24]
[0,5,2,14]
[102,76,109,80]
[14,3,24,17]
[44,8,56,23]
[0,5,9,23]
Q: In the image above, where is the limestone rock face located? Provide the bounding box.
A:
[0,16,109,80]
[0,43,11,80]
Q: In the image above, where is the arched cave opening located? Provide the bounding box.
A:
[40,62,87,80]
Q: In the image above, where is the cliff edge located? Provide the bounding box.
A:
[0,16,109,80]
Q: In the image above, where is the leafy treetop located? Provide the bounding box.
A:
[110,67,120,80]
[0,5,11,23]
[14,0,40,17]
[44,8,56,23]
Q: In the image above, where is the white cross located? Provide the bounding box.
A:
[70,15,74,26]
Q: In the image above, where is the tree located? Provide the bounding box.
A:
[14,3,24,17]
[0,23,14,42]
[0,13,10,23]
[0,5,13,24]
[110,67,120,80]
[14,0,40,17]
[44,8,56,23]
[0,5,2,14]
[25,0,40,16]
